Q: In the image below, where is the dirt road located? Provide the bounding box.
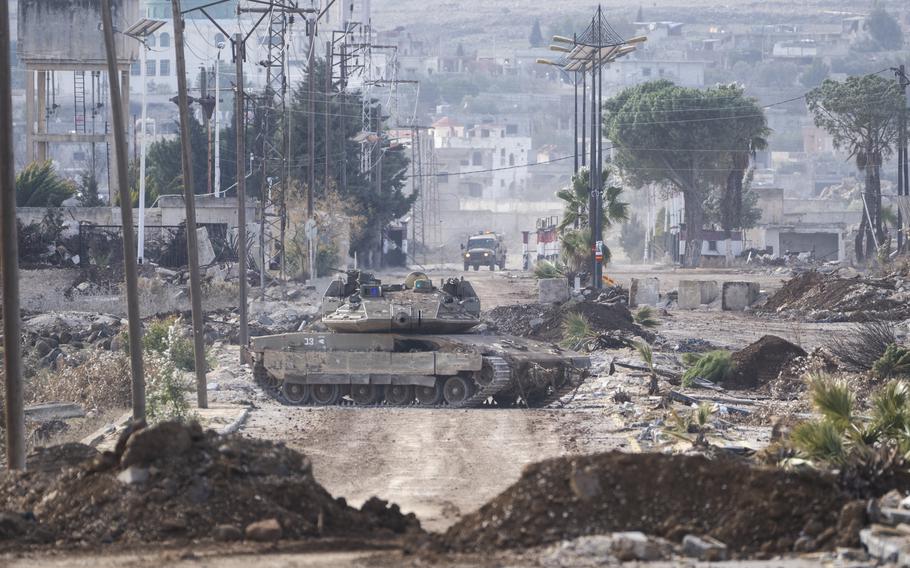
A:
[244,405,625,531]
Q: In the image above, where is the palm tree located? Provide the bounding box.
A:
[16,161,76,207]
[556,167,629,233]
[556,166,628,279]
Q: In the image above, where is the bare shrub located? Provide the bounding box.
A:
[827,319,896,371]
[27,351,131,412]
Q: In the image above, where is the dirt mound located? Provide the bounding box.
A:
[485,299,641,343]
[762,271,909,321]
[726,335,807,389]
[438,452,852,555]
[0,421,420,548]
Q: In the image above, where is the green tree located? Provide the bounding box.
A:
[603,81,768,267]
[287,58,414,264]
[866,3,904,50]
[16,161,75,207]
[76,171,104,206]
[529,19,544,47]
[806,74,903,262]
[145,115,210,197]
[556,166,628,276]
[800,59,830,88]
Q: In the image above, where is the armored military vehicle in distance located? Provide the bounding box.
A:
[462,232,507,271]
[249,271,589,408]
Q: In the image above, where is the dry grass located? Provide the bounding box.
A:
[26,351,131,412]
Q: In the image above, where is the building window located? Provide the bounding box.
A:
[707,240,718,252]
[509,154,515,166]
[131,61,140,76]
[159,59,170,76]
[642,67,652,77]
[472,151,483,166]
[506,124,518,134]
[159,32,170,48]
[481,129,490,138]
[500,148,505,158]
[147,34,156,48]
[146,59,157,77]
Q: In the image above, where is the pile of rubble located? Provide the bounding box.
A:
[762,270,910,322]
[22,312,123,367]
[725,335,807,390]
[484,293,645,345]
[437,452,860,556]
[0,421,420,548]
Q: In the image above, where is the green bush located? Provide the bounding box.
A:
[144,316,178,354]
[873,344,910,380]
[145,352,193,423]
[682,350,734,387]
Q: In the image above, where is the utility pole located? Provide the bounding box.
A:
[234,33,249,358]
[896,64,909,253]
[101,0,145,421]
[307,19,316,219]
[201,66,213,196]
[171,0,208,408]
[325,40,332,193]
[214,45,222,197]
[0,0,24,470]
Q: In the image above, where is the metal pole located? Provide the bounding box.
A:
[0,0,25,470]
[581,57,586,168]
[202,66,212,197]
[138,42,148,263]
[595,8,604,289]
[573,71,578,174]
[307,19,316,219]
[171,0,208,408]
[101,0,145,421]
[214,47,222,197]
[589,51,597,283]
[235,34,249,357]
[325,40,332,192]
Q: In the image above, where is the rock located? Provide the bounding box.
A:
[120,422,195,467]
[682,534,729,561]
[529,317,545,330]
[213,524,243,542]
[76,282,91,292]
[245,518,283,542]
[34,339,53,357]
[610,532,662,561]
[861,526,910,564]
[116,465,150,485]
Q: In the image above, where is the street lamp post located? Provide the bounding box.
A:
[214,42,224,197]
[537,8,646,289]
[124,18,167,264]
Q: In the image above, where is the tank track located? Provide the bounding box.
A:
[524,365,587,408]
[458,356,513,408]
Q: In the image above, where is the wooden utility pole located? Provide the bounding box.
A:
[102,0,145,421]
[234,33,250,362]
[325,40,332,192]
[234,33,249,356]
[171,0,208,408]
[0,0,24,470]
[307,19,316,219]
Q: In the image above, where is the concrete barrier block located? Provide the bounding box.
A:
[722,281,760,311]
[678,280,719,309]
[538,278,569,304]
[630,277,660,307]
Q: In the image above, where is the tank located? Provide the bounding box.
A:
[248,271,590,408]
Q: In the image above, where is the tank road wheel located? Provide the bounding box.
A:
[443,376,474,407]
[384,384,415,406]
[351,384,383,406]
[311,384,342,406]
[415,381,445,406]
[282,382,311,405]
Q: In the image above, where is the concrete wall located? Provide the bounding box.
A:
[18,0,138,65]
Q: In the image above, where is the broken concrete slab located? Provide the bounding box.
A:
[722,281,760,311]
[610,532,662,561]
[197,226,217,267]
[538,278,569,304]
[682,534,729,561]
[678,280,719,309]
[116,465,150,485]
[629,277,659,307]
[24,403,85,421]
[861,525,910,565]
